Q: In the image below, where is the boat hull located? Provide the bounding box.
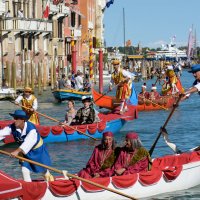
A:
[3,151,200,200]
[92,88,176,111]
[52,89,91,101]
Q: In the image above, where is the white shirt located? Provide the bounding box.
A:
[110,67,134,86]
[15,95,38,110]
[0,122,37,154]
[194,82,200,91]
[75,75,83,90]
[18,10,24,18]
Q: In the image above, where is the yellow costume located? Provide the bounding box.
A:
[111,69,130,100]
[22,95,40,125]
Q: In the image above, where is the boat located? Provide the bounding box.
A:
[52,89,91,102]
[1,150,200,200]
[0,106,137,144]
[92,88,177,111]
[0,88,17,100]
[155,37,187,61]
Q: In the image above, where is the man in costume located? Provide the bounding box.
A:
[109,60,133,114]
[139,83,149,98]
[149,84,160,100]
[113,132,151,176]
[184,64,200,98]
[0,110,53,182]
[78,131,119,178]
[15,87,39,125]
[70,96,95,125]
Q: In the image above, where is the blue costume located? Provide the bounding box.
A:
[9,121,51,173]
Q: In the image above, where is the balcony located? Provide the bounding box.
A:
[0,18,52,35]
[50,2,70,17]
[0,1,5,15]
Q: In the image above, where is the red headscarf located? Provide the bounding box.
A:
[103,131,114,137]
[126,132,138,140]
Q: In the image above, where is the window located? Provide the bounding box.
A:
[58,18,63,38]
[71,12,75,27]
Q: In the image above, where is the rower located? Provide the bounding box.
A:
[0,110,53,182]
[15,87,40,125]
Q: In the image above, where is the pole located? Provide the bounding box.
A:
[71,30,76,73]
[89,30,94,82]
[0,17,4,87]
[123,8,126,65]
[99,48,103,94]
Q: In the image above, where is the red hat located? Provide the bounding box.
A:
[103,131,114,137]
[126,132,138,139]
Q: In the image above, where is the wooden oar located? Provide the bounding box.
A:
[0,150,136,200]
[10,101,98,141]
[149,93,183,156]
[139,96,168,111]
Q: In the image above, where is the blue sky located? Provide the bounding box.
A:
[104,0,200,48]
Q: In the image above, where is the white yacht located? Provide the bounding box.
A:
[156,39,187,60]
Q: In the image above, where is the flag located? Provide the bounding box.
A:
[43,0,50,19]
[187,28,194,59]
[106,0,114,8]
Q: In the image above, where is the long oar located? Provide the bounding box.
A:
[139,96,168,111]
[149,93,183,156]
[11,102,98,141]
[0,150,136,200]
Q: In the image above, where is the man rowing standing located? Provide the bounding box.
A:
[109,60,133,114]
[15,87,39,125]
[0,110,53,182]
[183,64,200,98]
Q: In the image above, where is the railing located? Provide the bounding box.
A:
[0,18,52,33]
[50,2,70,15]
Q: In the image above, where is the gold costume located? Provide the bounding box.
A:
[111,69,131,100]
[22,95,40,125]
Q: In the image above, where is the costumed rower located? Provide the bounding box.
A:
[138,83,149,104]
[15,87,40,125]
[113,132,151,176]
[78,131,120,178]
[183,64,200,99]
[109,59,133,114]
[0,110,53,182]
[149,84,160,101]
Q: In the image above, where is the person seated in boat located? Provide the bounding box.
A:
[113,132,151,176]
[66,75,72,89]
[149,84,160,101]
[70,96,95,125]
[15,87,40,125]
[63,100,77,125]
[138,83,149,100]
[109,60,133,111]
[75,71,84,91]
[58,74,67,89]
[0,110,54,182]
[78,131,120,178]
[83,78,91,92]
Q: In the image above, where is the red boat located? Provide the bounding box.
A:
[92,88,177,111]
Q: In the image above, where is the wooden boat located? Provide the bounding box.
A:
[0,105,137,144]
[0,88,17,100]
[1,150,200,200]
[52,89,91,101]
[92,88,177,111]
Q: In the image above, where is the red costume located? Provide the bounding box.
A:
[78,145,117,178]
[113,147,149,175]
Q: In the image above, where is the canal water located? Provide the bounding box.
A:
[0,70,200,199]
